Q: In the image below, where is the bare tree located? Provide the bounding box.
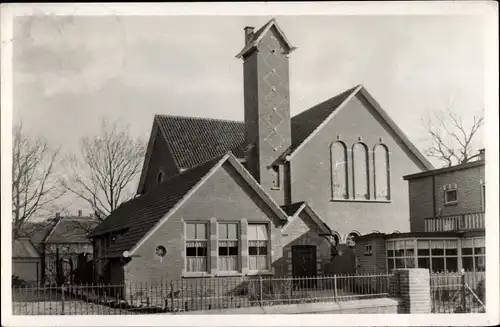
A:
[422,106,484,168]
[62,119,145,220]
[11,123,65,236]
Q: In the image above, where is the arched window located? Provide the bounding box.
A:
[330,142,348,199]
[352,143,369,199]
[374,144,390,200]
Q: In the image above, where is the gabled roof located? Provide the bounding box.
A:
[12,238,40,259]
[290,85,360,153]
[95,152,290,258]
[236,18,296,59]
[18,220,57,245]
[280,202,333,236]
[44,217,99,244]
[286,85,434,171]
[137,115,247,194]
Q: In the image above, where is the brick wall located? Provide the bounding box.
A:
[392,268,431,313]
[242,25,291,206]
[123,163,290,296]
[408,163,485,232]
[142,127,179,195]
[290,92,426,240]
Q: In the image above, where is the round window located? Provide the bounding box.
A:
[155,245,167,257]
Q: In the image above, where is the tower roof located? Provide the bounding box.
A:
[235,18,296,59]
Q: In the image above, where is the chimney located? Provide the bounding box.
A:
[478,149,485,161]
[244,26,254,45]
[55,212,60,218]
[78,209,82,217]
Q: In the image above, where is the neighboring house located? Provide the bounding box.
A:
[18,211,99,285]
[90,18,432,287]
[12,233,42,286]
[355,150,485,280]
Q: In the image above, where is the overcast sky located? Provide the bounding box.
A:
[12,14,485,213]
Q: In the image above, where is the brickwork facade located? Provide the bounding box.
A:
[407,161,485,232]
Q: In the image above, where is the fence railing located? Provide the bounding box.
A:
[425,212,484,232]
[12,273,392,315]
[430,271,486,313]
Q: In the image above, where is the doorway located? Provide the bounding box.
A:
[291,245,317,288]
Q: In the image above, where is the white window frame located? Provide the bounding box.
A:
[330,141,349,200]
[444,184,458,205]
[386,238,460,273]
[218,222,240,272]
[461,237,485,272]
[185,222,209,273]
[248,223,270,272]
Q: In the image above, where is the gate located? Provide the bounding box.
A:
[430,272,486,313]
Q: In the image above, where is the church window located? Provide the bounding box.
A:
[373,144,390,200]
[330,141,348,199]
[352,143,369,199]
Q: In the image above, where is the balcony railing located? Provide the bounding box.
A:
[425,212,485,232]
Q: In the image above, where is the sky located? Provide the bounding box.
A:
[12,14,486,214]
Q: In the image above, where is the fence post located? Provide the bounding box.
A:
[170,282,174,311]
[333,275,338,298]
[259,276,263,306]
[61,284,65,315]
[461,271,467,313]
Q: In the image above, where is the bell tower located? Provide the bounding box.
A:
[236,18,296,205]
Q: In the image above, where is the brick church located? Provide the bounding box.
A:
[90,18,433,285]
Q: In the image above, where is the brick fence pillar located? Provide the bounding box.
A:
[392,268,431,313]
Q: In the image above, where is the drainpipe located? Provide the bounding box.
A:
[432,175,436,217]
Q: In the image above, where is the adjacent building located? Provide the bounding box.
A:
[355,151,485,281]
[17,211,99,285]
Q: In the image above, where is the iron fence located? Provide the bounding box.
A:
[430,271,486,313]
[12,273,392,315]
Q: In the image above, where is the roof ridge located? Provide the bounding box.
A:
[292,84,361,120]
[155,114,243,124]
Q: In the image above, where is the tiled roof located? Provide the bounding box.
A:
[91,157,220,256]
[12,238,41,259]
[18,220,57,245]
[280,202,305,216]
[44,217,99,244]
[290,85,359,152]
[155,115,247,170]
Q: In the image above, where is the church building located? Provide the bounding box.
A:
[90,18,433,286]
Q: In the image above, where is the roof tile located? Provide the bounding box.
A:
[91,157,220,256]
[155,115,246,170]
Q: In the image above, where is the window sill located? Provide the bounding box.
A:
[214,271,242,277]
[330,199,391,203]
[246,270,274,276]
[182,272,213,278]
[271,187,281,191]
[444,201,458,206]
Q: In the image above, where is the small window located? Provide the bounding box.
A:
[364,244,373,256]
[444,189,458,205]
[157,171,164,184]
[271,166,280,189]
[481,183,486,210]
